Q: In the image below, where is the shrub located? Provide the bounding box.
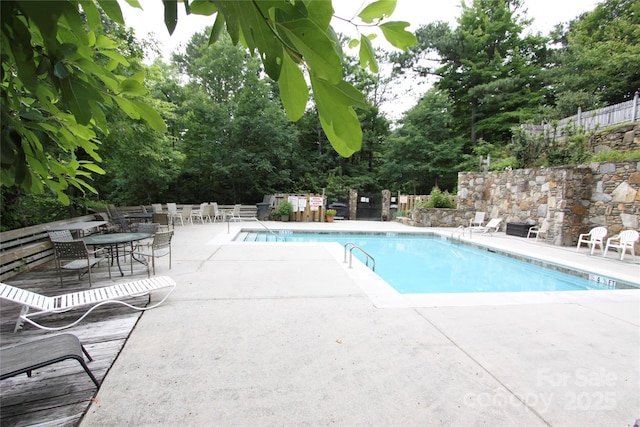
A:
[275,201,293,216]
[425,187,456,209]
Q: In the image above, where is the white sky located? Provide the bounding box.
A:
[122,0,601,119]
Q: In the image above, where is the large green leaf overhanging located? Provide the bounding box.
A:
[310,73,367,157]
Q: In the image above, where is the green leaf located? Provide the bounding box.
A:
[60,2,87,45]
[379,21,417,51]
[96,0,124,24]
[208,11,225,45]
[348,38,360,49]
[279,53,308,121]
[190,0,218,15]
[89,100,108,134]
[309,74,363,157]
[305,0,334,30]
[359,35,378,73]
[333,80,368,109]
[80,1,102,29]
[59,78,92,125]
[118,78,147,96]
[113,96,140,120]
[54,61,70,79]
[358,0,396,24]
[98,49,130,67]
[80,162,106,175]
[280,19,342,84]
[95,35,119,49]
[163,0,178,35]
[131,100,168,132]
[123,0,142,8]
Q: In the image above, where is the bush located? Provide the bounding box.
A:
[425,187,456,209]
[275,201,293,216]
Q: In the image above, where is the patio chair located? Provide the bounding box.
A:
[179,205,193,225]
[527,219,550,241]
[191,203,208,224]
[1,333,100,387]
[469,212,486,229]
[48,230,74,242]
[603,230,639,260]
[131,231,174,276]
[151,203,163,214]
[152,212,172,231]
[52,240,110,287]
[134,222,159,235]
[227,204,242,222]
[471,218,502,233]
[211,202,222,222]
[0,276,177,332]
[575,226,608,255]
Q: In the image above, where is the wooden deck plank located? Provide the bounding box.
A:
[1,260,152,426]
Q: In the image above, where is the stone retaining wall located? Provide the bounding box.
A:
[410,161,639,247]
[588,123,640,153]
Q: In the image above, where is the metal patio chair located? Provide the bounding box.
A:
[52,240,110,286]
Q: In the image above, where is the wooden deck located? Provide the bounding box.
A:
[0,259,152,427]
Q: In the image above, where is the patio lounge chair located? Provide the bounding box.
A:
[1,333,100,387]
[473,218,502,234]
[575,226,608,255]
[469,212,486,229]
[0,276,176,332]
[527,219,550,241]
[603,230,639,260]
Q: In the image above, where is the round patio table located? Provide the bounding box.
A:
[83,233,151,276]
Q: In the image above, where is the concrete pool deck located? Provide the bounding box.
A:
[82,221,639,426]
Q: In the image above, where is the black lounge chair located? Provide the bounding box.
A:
[0,333,100,387]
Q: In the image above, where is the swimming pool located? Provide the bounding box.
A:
[238,231,618,294]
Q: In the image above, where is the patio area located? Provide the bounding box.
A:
[1,220,639,426]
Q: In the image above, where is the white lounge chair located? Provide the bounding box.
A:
[603,230,639,260]
[0,276,176,332]
[469,212,486,229]
[576,226,608,255]
[527,219,550,241]
[471,218,502,234]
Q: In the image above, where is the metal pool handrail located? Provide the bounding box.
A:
[343,242,375,271]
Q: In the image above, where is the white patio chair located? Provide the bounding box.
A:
[603,230,639,260]
[469,212,485,229]
[191,203,208,224]
[527,219,550,241]
[576,226,608,255]
[211,202,222,222]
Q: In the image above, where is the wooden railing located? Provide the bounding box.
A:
[0,214,98,281]
[522,92,640,139]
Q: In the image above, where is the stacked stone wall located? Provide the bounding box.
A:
[588,123,640,153]
[404,160,639,248]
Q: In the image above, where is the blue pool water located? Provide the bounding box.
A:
[239,232,613,294]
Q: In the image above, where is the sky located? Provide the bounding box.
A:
[121,0,601,119]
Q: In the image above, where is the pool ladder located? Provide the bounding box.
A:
[343,242,375,271]
[451,226,468,242]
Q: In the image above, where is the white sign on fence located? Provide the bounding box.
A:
[288,196,298,212]
[309,196,323,211]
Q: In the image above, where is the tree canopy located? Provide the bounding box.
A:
[1,0,416,205]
